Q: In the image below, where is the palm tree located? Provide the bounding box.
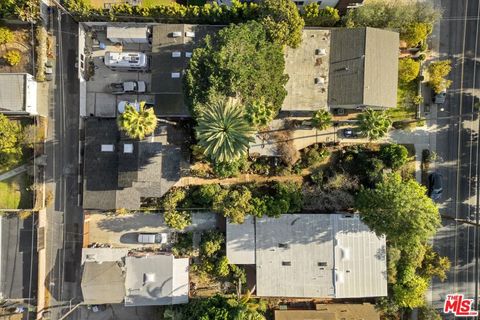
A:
[228,290,267,320]
[117,101,158,140]
[356,108,392,141]
[195,98,255,163]
[311,109,332,130]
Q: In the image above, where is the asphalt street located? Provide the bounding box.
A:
[430,0,480,316]
[43,8,83,319]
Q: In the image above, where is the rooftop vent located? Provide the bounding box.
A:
[124,143,133,154]
[171,72,181,79]
[101,144,114,152]
[185,31,195,38]
[172,31,182,38]
[318,262,327,267]
[86,254,97,260]
[172,51,181,58]
[314,77,325,85]
[282,261,291,266]
[185,52,192,58]
[315,48,327,56]
[144,273,155,283]
[278,243,290,249]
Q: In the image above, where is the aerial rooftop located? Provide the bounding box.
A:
[227,214,387,298]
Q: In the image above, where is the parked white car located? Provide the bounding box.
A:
[137,233,168,244]
[110,81,146,94]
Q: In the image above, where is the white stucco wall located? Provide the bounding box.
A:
[25,73,38,115]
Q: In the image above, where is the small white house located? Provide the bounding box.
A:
[0,73,38,116]
[107,26,149,44]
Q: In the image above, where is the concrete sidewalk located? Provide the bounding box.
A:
[0,165,28,181]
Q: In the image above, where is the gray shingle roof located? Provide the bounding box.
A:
[83,118,187,210]
[328,27,399,109]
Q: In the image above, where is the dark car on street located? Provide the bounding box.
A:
[342,128,358,138]
[428,172,443,200]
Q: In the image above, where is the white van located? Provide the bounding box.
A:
[104,51,149,72]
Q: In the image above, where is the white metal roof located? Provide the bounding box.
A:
[104,51,148,68]
[107,26,148,43]
[81,248,129,264]
[229,213,387,299]
[226,216,255,264]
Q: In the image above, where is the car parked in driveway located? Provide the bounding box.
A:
[342,128,359,138]
[433,88,447,104]
[110,81,146,94]
[137,233,168,244]
[428,172,443,200]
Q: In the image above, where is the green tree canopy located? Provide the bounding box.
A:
[379,144,409,170]
[401,22,432,47]
[244,100,275,129]
[398,58,421,83]
[301,4,340,27]
[355,173,440,248]
[117,102,157,140]
[195,98,255,163]
[0,114,23,168]
[259,0,305,48]
[428,60,452,94]
[0,27,13,44]
[164,210,191,230]
[418,244,451,282]
[311,110,333,131]
[356,108,392,141]
[212,186,254,223]
[343,0,440,35]
[185,21,288,118]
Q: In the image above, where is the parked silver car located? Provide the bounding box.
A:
[137,233,168,244]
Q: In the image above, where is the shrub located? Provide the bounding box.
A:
[3,50,21,66]
[244,100,275,128]
[212,187,253,223]
[215,256,230,277]
[398,58,420,83]
[213,160,241,178]
[162,188,187,211]
[379,144,409,170]
[303,146,329,167]
[164,210,191,230]
[192,184,222,207]
[302,4,340,27]
[18,210,33,220]
[310,168,324,185]
[401,22,431,47]
[200,230,224,258]
[0,27,14,44]
[171,232,194,257]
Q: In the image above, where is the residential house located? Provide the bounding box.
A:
[227,214,387,298]
[283,27,399,112]
[80,248,189,306]
[292,0,364,12]
[82,117,189,211]
[0,73,38,116]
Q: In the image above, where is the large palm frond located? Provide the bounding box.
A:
[356,108,392,141]
[117,101,158,140]
[195,98,255,163]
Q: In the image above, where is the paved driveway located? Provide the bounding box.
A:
[85,211,218,248]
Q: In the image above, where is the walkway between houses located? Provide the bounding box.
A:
[175,172,304,187]
[0,164,28,181]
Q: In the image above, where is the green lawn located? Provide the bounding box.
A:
[0,173,33,209]
[389,80,419,121]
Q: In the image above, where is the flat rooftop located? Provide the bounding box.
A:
[274,303,380,320]
[227,213,387,299]
[282,29,331,112]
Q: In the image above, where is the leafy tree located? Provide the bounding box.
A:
[185,21,288,117]
[250,197,268,217]
[418,245,451,282]
[258,0,305,48]
[274,181,303,213]
[343,0,440,35]
[192,184,222,207]
[174,295,237,320]
[171,232,194,257]
[428,60,452,94]
[379,144,409,170]
[200,230,225,257]
[164,210,192,230]
[212,187,254,223]
[302,4,339,27]
[244,100,275,128]
[375,297,400,319]
[162,188,187,211]
[355,173,440,248]
[196,98,255,163]
[3,50,21,66]
[213,159,243,178]
[117,102,157,139]
[392,275,429,308]
[0,114,23,168]
[311,110,332,131]
[215,256,230,277]
[418,304,442,320]
[0,27,14,44]
[356,108,392,141]
[398,58,420,83]
[402,22,432,47]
